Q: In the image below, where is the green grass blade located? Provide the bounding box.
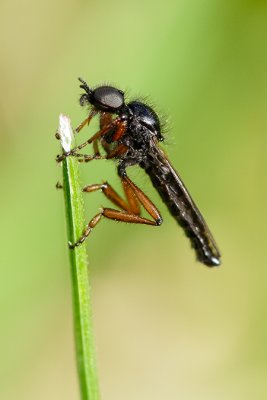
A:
[58,114,100,400]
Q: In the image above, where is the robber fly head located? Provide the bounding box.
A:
[78,78,163,142]
[79,77,125,112]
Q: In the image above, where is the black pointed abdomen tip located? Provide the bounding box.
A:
[204,256,221,267]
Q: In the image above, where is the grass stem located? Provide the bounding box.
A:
[58,114,100,400]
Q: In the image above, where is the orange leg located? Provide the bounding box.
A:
[75,110,97,133]
[69,175,162,249]
[58,139,128,164]
[100,112,113,129]
[93,139,100,157]
[57,118,127,163]
[83,178,140,214]
[66,117,113,162]
[55,111,95,141]
[73,118,125,152]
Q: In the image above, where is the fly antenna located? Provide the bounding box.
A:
[78,77,92,95]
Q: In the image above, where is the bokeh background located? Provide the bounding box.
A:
[1,0,267,399]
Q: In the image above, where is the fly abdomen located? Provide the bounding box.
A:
[141,147,221,267]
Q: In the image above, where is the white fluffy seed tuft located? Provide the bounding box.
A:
[58,114,74,152]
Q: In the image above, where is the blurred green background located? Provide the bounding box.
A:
[1,0,267,399]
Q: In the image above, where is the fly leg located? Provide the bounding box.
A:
[75,110,97,133]
[56,118,127,163]
[56,151,104,163]
[55,110,97,142]
[82,178,140,215]
[58,140,104,163]
[62,114,111,163]
[73,143,128,164]
[69,174,162,249]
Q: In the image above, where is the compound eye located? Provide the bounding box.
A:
[93,86,124,111]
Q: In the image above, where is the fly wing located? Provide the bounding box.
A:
[142,145,221,266]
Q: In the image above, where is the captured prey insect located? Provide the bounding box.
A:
[57,78,221,267]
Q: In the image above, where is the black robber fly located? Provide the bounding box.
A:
[57,78,221,267]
